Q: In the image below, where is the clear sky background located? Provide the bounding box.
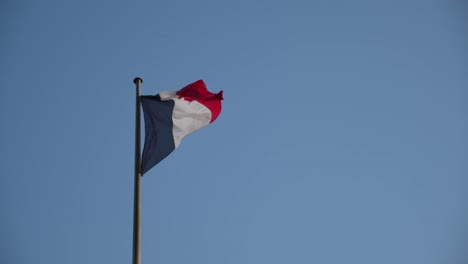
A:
[1,0,467,263]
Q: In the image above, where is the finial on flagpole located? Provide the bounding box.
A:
[133,77,143,85]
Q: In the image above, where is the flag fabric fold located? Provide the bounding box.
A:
[140,80,223,175]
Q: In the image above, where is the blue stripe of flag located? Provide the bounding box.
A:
[140,95,176,175]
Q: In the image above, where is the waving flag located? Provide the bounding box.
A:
[140,80,223,175]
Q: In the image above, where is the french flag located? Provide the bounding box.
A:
[140,80,223,175]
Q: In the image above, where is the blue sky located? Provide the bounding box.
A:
[1,0,467,263]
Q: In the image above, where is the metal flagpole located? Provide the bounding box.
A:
[132,77,143,264]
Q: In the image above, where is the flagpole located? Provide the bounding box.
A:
[132,77,143,264]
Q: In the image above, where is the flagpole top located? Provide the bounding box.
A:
[133,77,143,85]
